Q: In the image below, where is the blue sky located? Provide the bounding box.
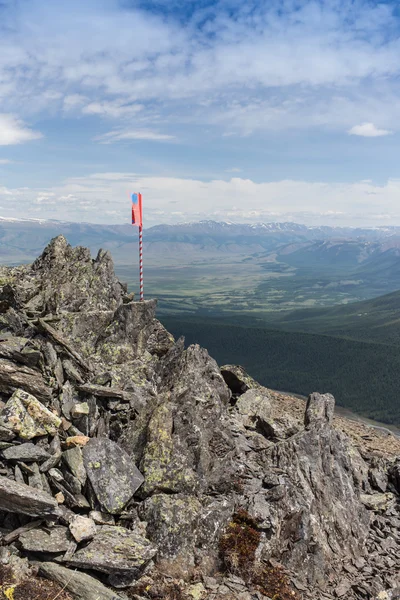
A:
[1,0,400,226]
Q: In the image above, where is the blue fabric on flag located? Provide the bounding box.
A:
[132,193,139,205]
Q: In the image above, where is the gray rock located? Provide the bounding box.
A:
[28,461,45,490]
[70,402,89,417]
[140,493,202,563]
[0,361,52,403]
[1,443,50,463]
[220,364,261,396]
[0,426,15,441]
[19,525,70,553]
[369,465,388,493]
[360,492,396,512]
[69,515,96,543]
[236,388,272,430]
[0,336,38,366]
[0,389,61,439]
[39,561,124,600]
[83,438,144,514]
[0,475,60,518]
[63,446,86,486]
[3,519,43,544]
[0,235,397,600]
[89,510,115,525]
[388,460,400,493]
[68,525,157,577]
[30,236,125,314]
[252,394,370,587]
[62,359,84,384]
[304,392,335,428]
[78,383,126,399]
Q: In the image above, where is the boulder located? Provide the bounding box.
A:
[1,442,50,463]
[0,389,61,439]
[236,388,272,431]
[67,525,157,578]
[234,388,298,440]
[140,494,202,563]
[18,526,70,553]
[0,476,60,518]
[83,438,144,514]
[89,510,115,525]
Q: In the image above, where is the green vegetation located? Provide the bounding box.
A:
[219,509,300,600]
[162,316,400,426]
[273,289,400,346]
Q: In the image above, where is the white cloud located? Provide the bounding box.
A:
[63,94,87,112]
[0,114,42,145]
[95,129,176,143]
[348,122,392,137]
[2,172,400,227]
[225,167,242,173]
[1,1,400,135]
[0,159,12,164]
[82,102,143,119]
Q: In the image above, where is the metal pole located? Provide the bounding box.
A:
[139,224,144,301]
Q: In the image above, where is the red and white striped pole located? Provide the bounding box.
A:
[130,191,144,302]
[139,224,144,301]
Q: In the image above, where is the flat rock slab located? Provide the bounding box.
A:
[68,525,157,576]
[0,359,51,402]
[19,525,70,553]
[39,561,124,600]
[83,438,144,514]
[0,475,60,518]
[0,389,61,439]
[1,442,50,463]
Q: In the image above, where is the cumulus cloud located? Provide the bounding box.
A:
[95,129,176,143]
[1,173,400,227]
[0,114,42,145]
[348,122,392,137]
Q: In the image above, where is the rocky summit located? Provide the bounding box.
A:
[0,236,398,600]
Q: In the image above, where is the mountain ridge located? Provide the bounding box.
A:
[0,235,398,600]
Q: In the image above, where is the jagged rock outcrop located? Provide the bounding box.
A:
[0,236,398,600]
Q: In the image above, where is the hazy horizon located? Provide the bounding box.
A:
[2,214,400,231]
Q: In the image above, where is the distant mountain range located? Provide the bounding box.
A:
[1,216,400,265]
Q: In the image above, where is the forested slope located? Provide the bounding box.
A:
[162,317,400,425]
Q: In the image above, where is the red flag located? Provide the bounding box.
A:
[131,192,142,227]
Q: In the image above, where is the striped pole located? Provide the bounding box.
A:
[139,224,144,301]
